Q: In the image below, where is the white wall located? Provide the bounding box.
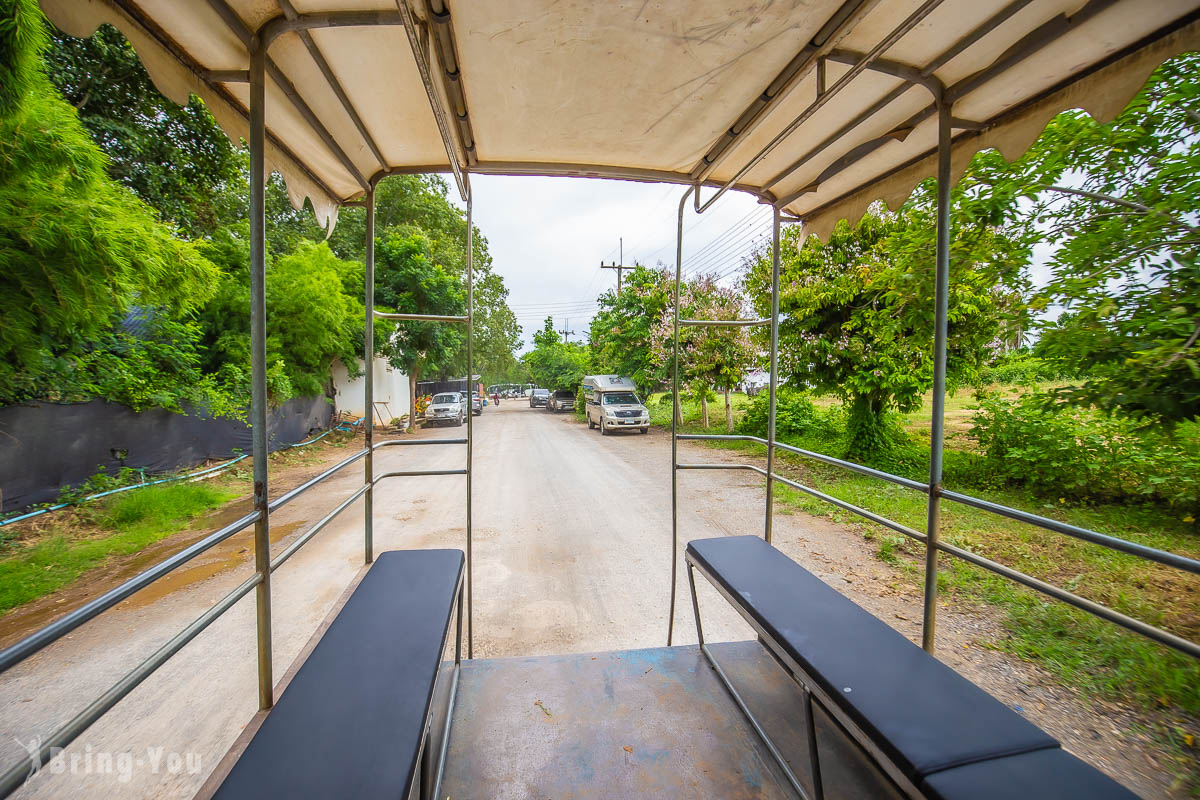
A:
[331,359,410,424]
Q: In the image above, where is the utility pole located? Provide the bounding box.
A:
[558,318,575,343]
[601,236,626,294]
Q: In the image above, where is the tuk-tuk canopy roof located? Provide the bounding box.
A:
[42,0,1200,236]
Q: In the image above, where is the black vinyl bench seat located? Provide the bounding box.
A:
[685,535,1138,800]
[213,549,464,800]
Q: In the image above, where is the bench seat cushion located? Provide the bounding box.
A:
[921,747,1138,799]
[215,549,464,799]
[686,536,1057,782]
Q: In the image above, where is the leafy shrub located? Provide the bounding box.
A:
[969,393,1200,510]
[736,388,838,440]
[980,352,1075,385]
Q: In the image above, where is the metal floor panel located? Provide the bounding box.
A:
[438,641,903,799]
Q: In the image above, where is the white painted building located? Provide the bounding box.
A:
[331,358,410,425]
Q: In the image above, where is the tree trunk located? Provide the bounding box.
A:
[845,393,890,465]
[725,386,733,432]
[407,365,421,433]
[700,392,709,428]
[673,393,682,427]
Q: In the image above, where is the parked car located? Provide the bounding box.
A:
[425,392,465,427]
[547,389,576,413]
[583,375,649,435]
[471,392,483,415]
[529,388,550,408]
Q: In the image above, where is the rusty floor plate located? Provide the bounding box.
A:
[438,641,902,799]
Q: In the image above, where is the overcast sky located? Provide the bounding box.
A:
[462,175,768,351]
[458,174,1058,354]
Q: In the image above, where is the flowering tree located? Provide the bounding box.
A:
[651,273,757,430]
[745,195,1030,463]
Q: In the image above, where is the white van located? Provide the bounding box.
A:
[583,375,649,435]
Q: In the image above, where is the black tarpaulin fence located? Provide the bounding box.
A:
[0,395,333,514]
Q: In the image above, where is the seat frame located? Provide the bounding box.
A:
[686,552,919,800]
[417,568,465,800]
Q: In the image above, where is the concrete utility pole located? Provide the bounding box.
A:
[558,319,575,343]
[601,236,626,294]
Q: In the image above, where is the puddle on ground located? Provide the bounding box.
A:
[0,503,302,648]
[119,520,301,610]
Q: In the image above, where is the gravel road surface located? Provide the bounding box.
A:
[0,403,1176,798]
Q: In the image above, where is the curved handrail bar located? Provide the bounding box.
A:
[678,433,927,491]
[373,438,468,449]
[676,463,767,475]
[936,539,1200,659]
[943,489,1200,576]
[0,445,368,676]
[0,572,263,797]
[270,447,369,511]
[767,471,926,542]
[373,469,468,485]
[0,509,259,675]
[270,484,371,572]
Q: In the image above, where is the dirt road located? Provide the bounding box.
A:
[0,403,1176,797]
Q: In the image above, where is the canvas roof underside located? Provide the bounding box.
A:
[40,0,1200,238]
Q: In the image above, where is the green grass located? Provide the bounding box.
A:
[0,482,237,614]
[770,475,1200,715]
[652,390,1200,719]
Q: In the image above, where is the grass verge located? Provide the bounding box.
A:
[657,393,1200,720]
[0,482,237,614]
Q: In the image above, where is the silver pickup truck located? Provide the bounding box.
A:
[583,375,649,435]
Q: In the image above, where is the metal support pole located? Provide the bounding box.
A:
[466,195,474,659]
[765,207,781,544]
[667,186,693,646]
[364,187,375,564]
[248,37,273,711]
[922,97,953,653]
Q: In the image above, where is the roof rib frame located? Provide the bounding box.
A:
[794,5,1200,222]
[106,0,341,203]
[768,0,1147,210]
[692,0,950,214]
[81,1,1200,220]
[204,0,372,194]
[688,0,879,184]
[276,0,389,174]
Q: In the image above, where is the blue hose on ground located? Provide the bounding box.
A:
[0,424,351,528]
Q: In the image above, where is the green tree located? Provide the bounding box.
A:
[523,318,591,392]
[1,0,220,405]
[195,228,363,404]
[374,230,466,431]
[1009,54,1200,424]
[746,185,1031,464]
[43,23,241,238]
[649,273,756,430]
[589,263,672,395]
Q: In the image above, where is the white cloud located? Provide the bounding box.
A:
[458,175,767,350]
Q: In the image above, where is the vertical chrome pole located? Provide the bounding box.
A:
[765,207,781,545]
[922,97,953,653]
[668,186,693,647]
[248,37,273,711]
[364,187,375,564]
[465,194,474,659]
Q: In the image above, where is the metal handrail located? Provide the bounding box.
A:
[0,572,262,797]
[678,433,927,491]
[767,471,926,543]
[373,469,468,484]
[373,438,468,449]
[678,318,769,327]
[0,508,259,675]
[270,484,371,571]
[372,311,468,323]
